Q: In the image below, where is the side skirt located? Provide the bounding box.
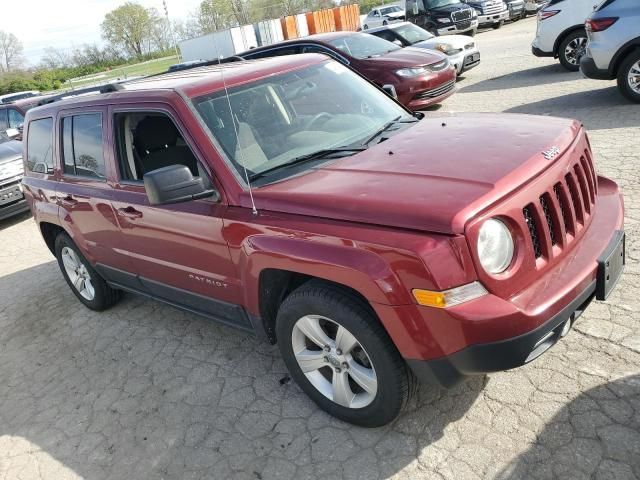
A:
[95,263,256,334]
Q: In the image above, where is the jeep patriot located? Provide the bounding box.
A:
[22,54,625,427]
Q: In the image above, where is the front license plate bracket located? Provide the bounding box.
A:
[596,230,625,301]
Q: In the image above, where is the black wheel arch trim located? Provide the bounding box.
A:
[609,37,640,77]
[553,25,587,56]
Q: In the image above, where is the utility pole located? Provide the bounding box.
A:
[162,0,181,60]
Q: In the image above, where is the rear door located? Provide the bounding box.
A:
[106,104,248,329]
[56,107,135,274]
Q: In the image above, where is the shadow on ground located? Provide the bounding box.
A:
[505,87,639,131]
[459,64,579,94]
[0,261,484,479]
[496,375,640,479]
[0,210,31,231]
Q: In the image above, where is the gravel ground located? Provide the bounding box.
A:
[1,17,639,480]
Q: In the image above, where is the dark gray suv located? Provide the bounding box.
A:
[580,0,640,102]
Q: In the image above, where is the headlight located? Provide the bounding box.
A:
[435,43,463,55]
[471,9,478,17]
[436,17,451,23]
[477,218,514,274]
[396,66,428,77]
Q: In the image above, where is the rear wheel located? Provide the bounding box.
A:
[617,50,640,103]
[559,30,587,71]
[363,24,369,30]
[275,281,413,427]
[55,233,122,311]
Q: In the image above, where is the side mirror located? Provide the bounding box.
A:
[5,128,20,139]
[143,164,220,205]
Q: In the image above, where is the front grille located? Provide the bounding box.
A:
[413,80,456,100]
[0,181,23,208]
[522,149,598,261]
[481,2,504,15]
[452,9,472,22]
[455,20,472,30]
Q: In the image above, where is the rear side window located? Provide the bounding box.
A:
[596,0,616,10]
[62,113,106,179]
[244,47,300,59]
[26,117,54,174]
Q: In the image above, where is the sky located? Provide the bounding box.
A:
[1,0,203,65]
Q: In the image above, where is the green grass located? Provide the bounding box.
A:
[65,55,180,90]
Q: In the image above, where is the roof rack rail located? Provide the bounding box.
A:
[37,83,125,106]
[142,55,243,79]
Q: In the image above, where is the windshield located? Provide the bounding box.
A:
[425,0,461,7]
[394,23,434,43]
[193,62,413,184]
[380,5,403,14]
[328,33,401,59]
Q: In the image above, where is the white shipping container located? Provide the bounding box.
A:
[230,25,258,54]
[255,19,284,46]
[295,14,309,38]
[179,31,235,62]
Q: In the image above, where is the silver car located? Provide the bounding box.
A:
[580,0,640,102]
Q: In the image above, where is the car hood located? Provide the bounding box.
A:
[0,140,22,164]
[244,113,582,235]
[363,47,447,67]
[429,4,472,14]
[413,35,476,50]
[384,11,405,18]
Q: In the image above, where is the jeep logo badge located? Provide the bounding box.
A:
[542,146,561,160]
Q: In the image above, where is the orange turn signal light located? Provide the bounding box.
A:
[412,289,447,308]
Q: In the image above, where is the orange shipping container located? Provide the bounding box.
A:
[280,15,298,39]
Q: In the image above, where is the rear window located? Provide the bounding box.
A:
[26,117,54,174]
[595,0,616,10]
[62,113,106,179]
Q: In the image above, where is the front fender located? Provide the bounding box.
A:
[238,234,413,316]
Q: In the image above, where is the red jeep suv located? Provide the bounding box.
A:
[22,55,625,427]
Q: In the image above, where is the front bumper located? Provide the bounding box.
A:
[532,44,554,58]
[437,19,479,36]
[477,9,509,26]
[373,175,624,386]
[0,180,29,221]
[400,66,457,110]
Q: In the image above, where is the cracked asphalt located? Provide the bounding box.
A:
[1,17,639,480]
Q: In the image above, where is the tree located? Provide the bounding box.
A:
[193,0,234,34]
[41,47,72,70]
[148,8,174,52]
[0,31,24,72]
[101,2,155,58]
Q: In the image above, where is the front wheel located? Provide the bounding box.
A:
[275,281,413,427]
[559,30,587,72]
[363,24,369,30]
[55,233,122,311]
[467,28,477,37]
[493,20,504,29]
[617,50,640,103]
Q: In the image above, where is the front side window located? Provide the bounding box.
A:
[62,113,106,179]
[8,109,24,128]
[114,112,204,183]
[193,62,414,184]
[26,117,54,174]
[327,33,400,59]
[244,46,300,60]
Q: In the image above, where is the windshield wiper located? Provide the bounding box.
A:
[362,116,418,146]
[249,147,366,181]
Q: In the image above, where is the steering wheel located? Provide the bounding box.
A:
[306,112,332,130]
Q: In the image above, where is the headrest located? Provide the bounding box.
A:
[135,116,178,153]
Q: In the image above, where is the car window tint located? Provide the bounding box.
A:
[114,112,203,183]
[373,30,398,43]
[301,46,342,62]
[244,47,299,59]
[62,113,106,179]
[8,109,24,128]
[0,109,7,130]
[26,117,54,174]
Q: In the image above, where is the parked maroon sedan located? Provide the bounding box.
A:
[238,32,457,110]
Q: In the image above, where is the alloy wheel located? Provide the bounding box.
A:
[628,60,640,94]
[564,37,587,66]
[291,315,378,409]
[61,247,95,301]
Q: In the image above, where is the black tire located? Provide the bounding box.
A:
[363,24,369,30]
[467,28,477,37]
[492,20,504,29]
[55,232,122,311]
[617,49,640,103]
[558,30,587,72]
[275,280,413,427]
[382,20,388,26]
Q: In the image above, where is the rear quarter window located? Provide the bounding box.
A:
[26,117,54,174]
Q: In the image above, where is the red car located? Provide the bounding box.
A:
[22,54,624,427]
[238,32,457,110]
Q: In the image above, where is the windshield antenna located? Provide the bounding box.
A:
[211,39,258,215]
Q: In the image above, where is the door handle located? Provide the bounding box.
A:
[60,194,78,207]
[117,206,143,219]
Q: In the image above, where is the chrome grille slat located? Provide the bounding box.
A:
[452,9,472,21]
[413,80,455,100]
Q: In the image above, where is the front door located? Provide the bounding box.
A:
[106,105,248,329]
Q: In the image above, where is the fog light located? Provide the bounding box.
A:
[413,282,488,308]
